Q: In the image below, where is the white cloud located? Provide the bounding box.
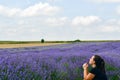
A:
[30,29,38,32]
[45,17,68,26]
[0,2,60,17]
[20,2,60,17]
[5,29,18,36]
[1,17,120,40]
[106,19,117,24]
[116,6,120,15]
[100,25,120,32]
[106,18,120,26]
[0,5,21,17]
[72,16,101,26]
[95,19,120,33]
[90,0,120,3]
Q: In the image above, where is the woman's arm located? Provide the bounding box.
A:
[83,68,88,79]
[83,63,95,80]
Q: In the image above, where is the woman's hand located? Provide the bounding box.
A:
[82,63,88,70]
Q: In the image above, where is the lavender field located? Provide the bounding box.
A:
[0,42,120,80]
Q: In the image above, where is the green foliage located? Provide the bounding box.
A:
[50,70,60,80]
[63,63,69,68]
[110,75,120,80]
[41,39,45,43]
[74,39,81,42]
[56,56,62,62]
[106,64,118,71]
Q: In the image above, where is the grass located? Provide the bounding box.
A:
[0,40,120,44]
[0,43,68,48]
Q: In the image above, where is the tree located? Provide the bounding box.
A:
[41,39,45,43]
[74,39,81,42]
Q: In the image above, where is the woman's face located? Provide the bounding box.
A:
[89,56,95,65]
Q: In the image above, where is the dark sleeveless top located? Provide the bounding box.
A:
[90,67,108,80]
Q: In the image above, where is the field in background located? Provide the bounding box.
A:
[0,40,120,48]
[0,41,70,48]
[0,43,67,48]
[0,41,120,80]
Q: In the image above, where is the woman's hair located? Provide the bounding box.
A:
[93,55,106,74]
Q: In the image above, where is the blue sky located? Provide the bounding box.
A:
[0,0,120,41]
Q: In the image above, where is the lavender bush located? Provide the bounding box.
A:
[0,42,120,80]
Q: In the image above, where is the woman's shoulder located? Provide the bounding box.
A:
[90,67,99,74]
[90,68,107,80]
[90,67,98,71]
[90,67,104,75]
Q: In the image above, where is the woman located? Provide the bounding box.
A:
[83,55,108,80]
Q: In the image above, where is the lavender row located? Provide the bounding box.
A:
[0,42,120,80]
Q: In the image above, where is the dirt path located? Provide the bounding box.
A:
[0,43,67,48]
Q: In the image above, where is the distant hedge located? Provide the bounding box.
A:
[41,39,45,43]
[74,39,81,42]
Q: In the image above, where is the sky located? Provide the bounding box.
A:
[0,0,120,41]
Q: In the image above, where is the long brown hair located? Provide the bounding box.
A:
[94,55,106,74]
